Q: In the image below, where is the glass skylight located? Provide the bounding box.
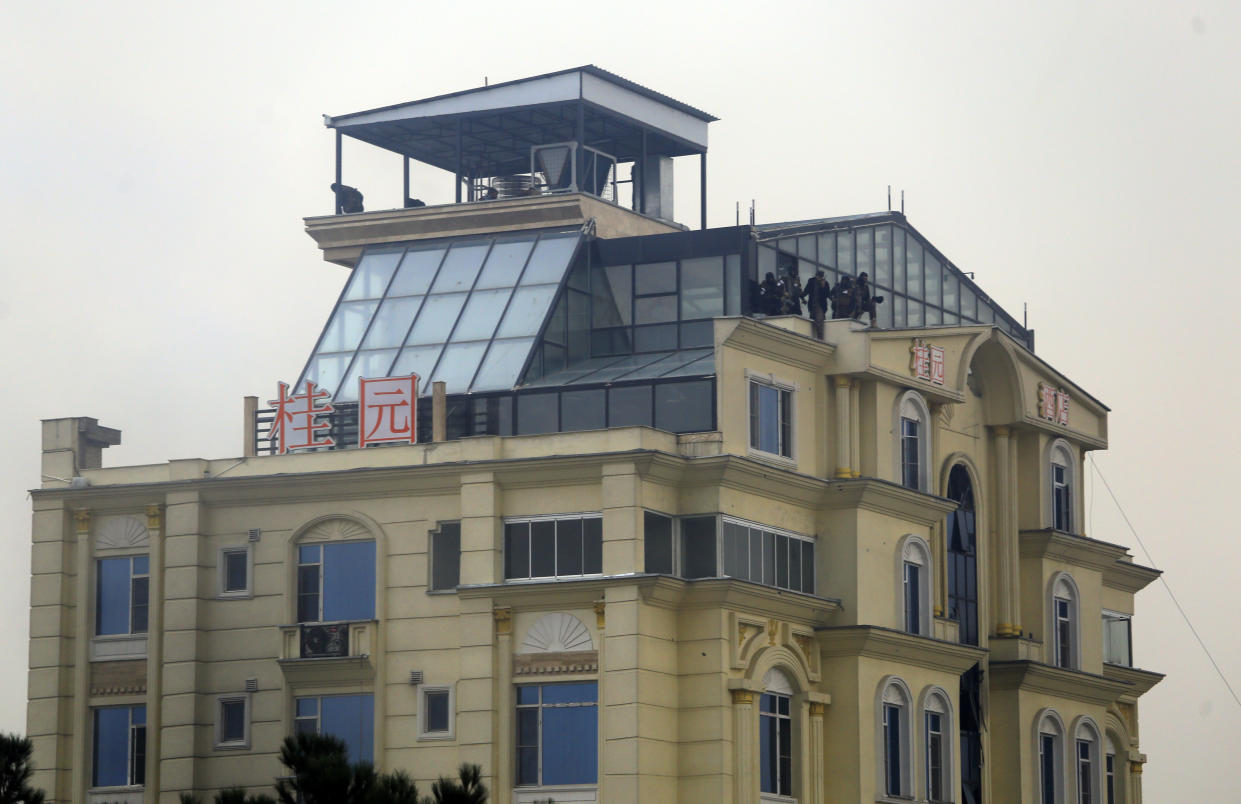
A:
[299,229,583,399]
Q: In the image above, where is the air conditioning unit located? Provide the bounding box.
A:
[300,624,349,658]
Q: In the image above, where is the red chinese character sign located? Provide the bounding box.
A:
[910,339,946,386]
[1038,382,1070,426]
[359,374,419,447]
[268,380,335,454]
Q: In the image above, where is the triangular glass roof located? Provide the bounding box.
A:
[298,228,583,399]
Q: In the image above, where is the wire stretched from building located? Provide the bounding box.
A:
[1089,454,1241,711]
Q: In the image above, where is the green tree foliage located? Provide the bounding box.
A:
[426,764,487,804]
[179,789,277,804]
[0,734,45,804]
[272,732,423,804]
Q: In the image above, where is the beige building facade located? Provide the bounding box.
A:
[26,69,1160,804]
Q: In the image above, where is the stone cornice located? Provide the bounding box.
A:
[989,660,1132,706]
[820,478,958,526]
[720,317,835,371]
[1101,663,1165,701]
[815,625,985,675]
[1019,529,1159,589]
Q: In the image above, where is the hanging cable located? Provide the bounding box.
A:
[1089,454,1241,710]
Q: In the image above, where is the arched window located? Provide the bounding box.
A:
[1073,719,1102,804]
[878,678,913,798]
[1050,574,1080,670]
[895,391,931,491]
[294,518,378,625]
[1038,710,1066,804]
[1103,733,1120,804]
[760,668,795,799]
[946,464,979,646]
[921,688,953,803]
[1049,440,1075,532]
[899,535,933,636]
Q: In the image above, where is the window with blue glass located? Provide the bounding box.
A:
[295,694,374,764]
[749,379,792,459]
[92,704,145,788]
[760,673,793,798]
[296,541,376,623]
[96,555,148,636]
[516,682,598,788]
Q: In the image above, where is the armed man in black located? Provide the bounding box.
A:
[801,270,831,340]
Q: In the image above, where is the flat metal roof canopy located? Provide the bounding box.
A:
[325,66,717,178]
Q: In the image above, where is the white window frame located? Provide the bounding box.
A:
[214,693,251,750]
[720,515,816,595]
[876,677,913,801]
[746,372,797,466]
[90,704,146,793]
[503,513,605,582]
[218,544,253,599]
[418,684,456,741]
[897,535,933,636]
[921,688,954,804]
[1036,709,1066,804]
[893,390,931,491]
[759,668,797,802]
[1101,610,1132,667]
[1048,439,1076,532]
[1104,734,1119,804]
[91,554,150,662]
[1049,573,1080,670]
[1072,718,1102,804]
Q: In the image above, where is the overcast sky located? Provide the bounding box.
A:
[2,1,1238,798]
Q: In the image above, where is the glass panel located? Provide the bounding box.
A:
[505,523,530,579]
[634,324,678,352]
[93,707,130,787]
[516,392,559,434]
[635,295,677,325]
[655,380,713,433]
[406,293,468,345]
[96,558,131,635]
[567,289,590,362]
[788,539,801,592]
[561,388,606,431]
[680,256,725,319]
[926,255,942,306]
[893,296,907,328]
[634,261,677,295]
[430,342,489,393]
[542,705,598,785]
[801,541,815,594]
[451,288,512,341]
[926,306,942,326]
[320,694,374,764]
[474,238,535,289]
[471,337,535,391]
[893,228,905,293]
[725,254,742,315]
[497,285,558,338]
[762,531,776,586]
[319,300,379,352]
[583,518,602,573]
[907,301,924,327]
[224,551,248,592]
[609,384,653,427]
[943,271,959,314]
[836,230,854,275]
[429,243,490,293]
[797,235,816,259]
[388,245,445,296]
[556,519,584,575]
[592,264,632,326]
[817,232,836,268]
[961,287,977,321]
[530,521,556,577]
[304,352,351,397]
[723,521,748,580]
[343,250,403,300]
[390,344,444,383]
[681,516,717,578]
[519,234,580,285]
[855,227,873,279]
[659,350,715,378]
[644,512,673,574]
[875,226,892,288]
[362,296,422,349]
[430,524,460,591]
[906,238,923,299]
[336,349,399,401]
[221,700,246,742]
[425,690,450,732]
[322,542,375,621]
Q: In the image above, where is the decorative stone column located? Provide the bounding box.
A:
[848,379,861,477]
[731,688,757,804]
[70,509,92,803]
[144,504,164,803]
[834,377,852,479]
[806,700,828,804]
[1006,431,1022,634]
[494,608,513,800]
[992,427,1013,635]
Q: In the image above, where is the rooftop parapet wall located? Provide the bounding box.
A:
[305,193,682,268]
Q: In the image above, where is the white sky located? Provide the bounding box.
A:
[2,1,1238,798]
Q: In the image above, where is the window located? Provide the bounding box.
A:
[1074,721,1101,804]
[923,691,952,803]
[504,516,602,581]
[419,685,454,740]
[215,695,249,749]
[722,517,815,594]
[219,546,251,597]
[895,391,930,491]
[96,555,149,636]
[430,522,461,592]
[644,511,674,575]
[879,679,911,798]
[760,669,795,798]
[1051,575,1079,669]
[900,536,931,636]
[946,465,979,646]
[516,682,598,788]
[1104,736,1117,804]
[749,379,793,459]
[296,541,376,623]
[1102,611,1132,667]
[1050,440,1074,532]
[680,515,718,579]
[1038,711,1065,804]
[294,694,374,763]
[92,704,145,789]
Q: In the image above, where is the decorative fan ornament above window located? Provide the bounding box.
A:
[519,612,593,654]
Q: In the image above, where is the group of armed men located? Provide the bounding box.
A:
[756,269,884,340]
